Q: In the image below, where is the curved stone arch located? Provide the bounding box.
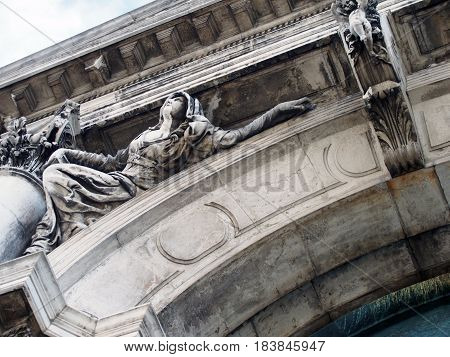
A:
[154,169,449,336]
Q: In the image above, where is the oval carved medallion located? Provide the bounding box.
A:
[156,204,234,265]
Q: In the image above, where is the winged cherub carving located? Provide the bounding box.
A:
[332,0,388,63]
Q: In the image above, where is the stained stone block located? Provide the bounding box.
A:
[252,282,324,337]
[10,84,37,115]
[387,168,450,237]
[230,0,257,32]
[48,70,73,100]
[158,226,315,337]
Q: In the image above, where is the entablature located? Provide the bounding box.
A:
[0,0,334,123]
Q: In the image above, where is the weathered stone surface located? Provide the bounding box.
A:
[53,102,389,324]
[387,168,450,237]
[157,226,315,337]
[409,225,450,273]
[47,70,73,100]
[298,184,404,275]
[313,242,417,315]
[84,54,111,88]
[252,282,325,337]
[0,253,164,336]
[391,0,449,74]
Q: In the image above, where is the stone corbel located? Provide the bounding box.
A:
[230,0,257,32]
[193,13,221,46]
[11,84,37,115]
[363,81,423,176]
[84,54,111,88]
[156,27,183,58]
[119,40,147,73]
[48,70,73,101]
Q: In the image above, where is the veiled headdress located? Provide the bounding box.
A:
[154,91,212,129]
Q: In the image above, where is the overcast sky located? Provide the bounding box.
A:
[0,0,152,68]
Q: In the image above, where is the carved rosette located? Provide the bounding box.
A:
[0,100,81,178]
[364,81,423,176]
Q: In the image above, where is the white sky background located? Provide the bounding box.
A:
[0,0,153,68]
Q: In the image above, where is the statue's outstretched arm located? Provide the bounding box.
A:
[43,147,129,173]
[217,97,315,149]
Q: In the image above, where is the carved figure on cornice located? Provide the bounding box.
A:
[0,100,80,176]
[24,92,315,254]
[332,0,388,63]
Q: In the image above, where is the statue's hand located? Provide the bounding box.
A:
[275,97,316,116]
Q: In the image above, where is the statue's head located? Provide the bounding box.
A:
[336,0,357,13]
[156,91,208,131]
[162,94,188,124]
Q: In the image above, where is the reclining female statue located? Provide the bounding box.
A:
[25,91,315,254]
